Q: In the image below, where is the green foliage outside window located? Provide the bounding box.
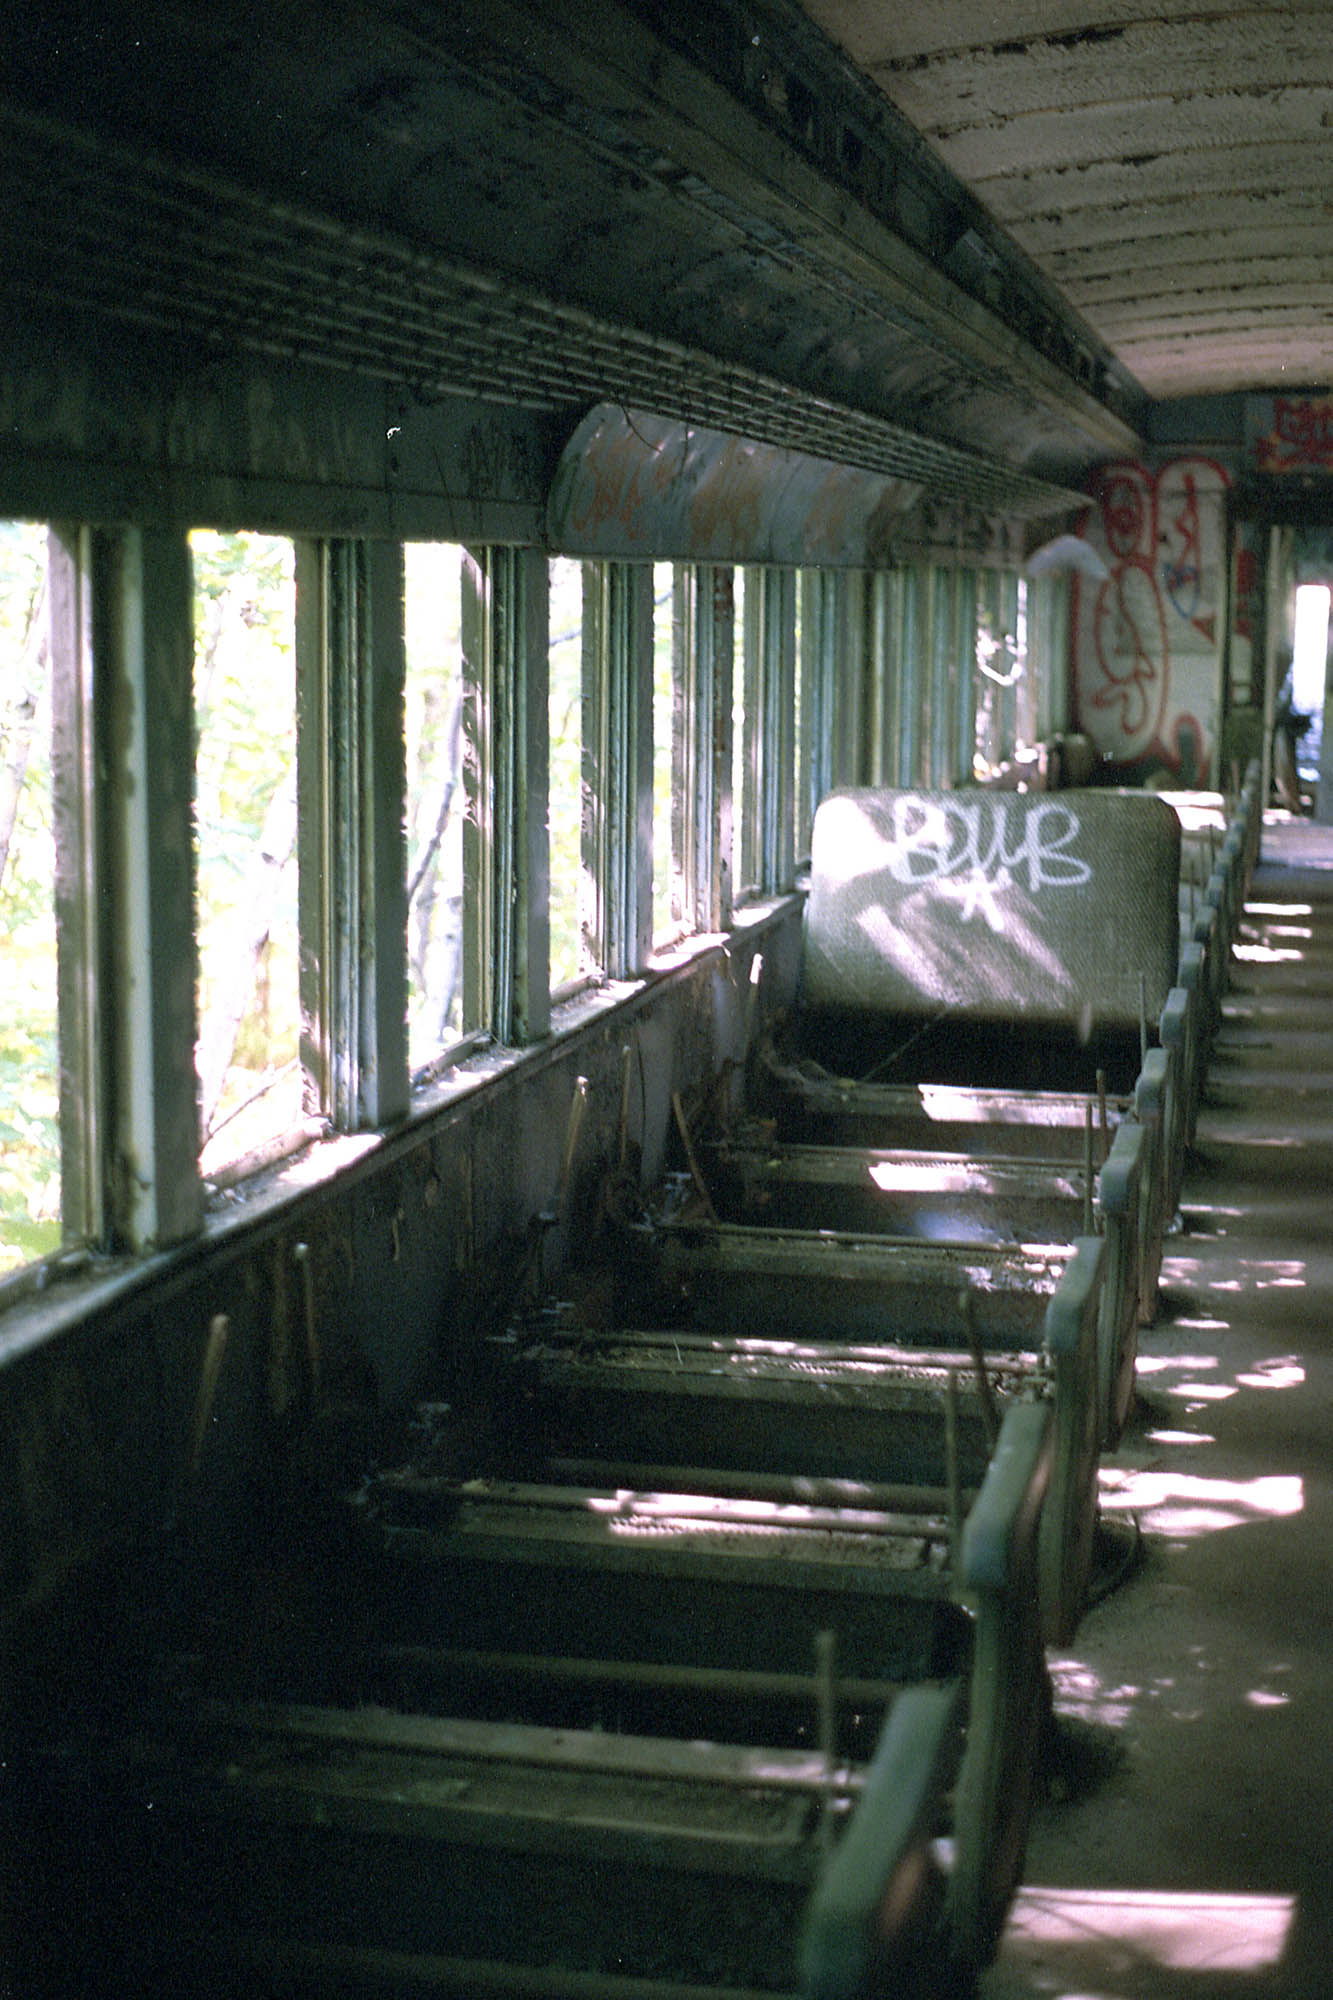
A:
[192,530,301,1177]
[0,522,55,1273]
[404,543,466,1067]
[651,563,676,945]
[548,557,585,991]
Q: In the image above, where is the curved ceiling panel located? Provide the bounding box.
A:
[548,405,1087,566]
[802,1,1333,401]
[548,406,929,565]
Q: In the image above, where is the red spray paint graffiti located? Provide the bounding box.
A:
[1074,456,1231,779]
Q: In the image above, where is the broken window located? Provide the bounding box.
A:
[192,530,302,1182]
[548,555,587,993]
[405,542,469,1069]
[651,560,678,946]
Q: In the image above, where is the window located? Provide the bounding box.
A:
[548,556,586,992]
[4,511,832,1285]
[191,531,301,1181]
[927,567,958,788]
[5,523,208,1272]
[660,564,734,938]
[732,565,752,899]
[794,569,834,859]
[404,543,467,1069]
[973,569,1024,779]
[550,558,653,989]
[0,523,55,1274]
[582,562,652,978]
[1291,582,1328,785]
[733,566,796,900]
[651,561,677,945]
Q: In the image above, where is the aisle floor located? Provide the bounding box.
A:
[982,816,1333,2000]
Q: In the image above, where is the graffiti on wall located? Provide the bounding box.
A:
[1073,455,1231,780]
[1253,397,1333,475]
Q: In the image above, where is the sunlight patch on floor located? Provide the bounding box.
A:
[993,1886,1296,1993]
[1097,1469,1303,1538]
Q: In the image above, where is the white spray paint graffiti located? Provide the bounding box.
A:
[882,795,1092,932]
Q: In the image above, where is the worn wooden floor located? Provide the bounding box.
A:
[982,815,1333,2000]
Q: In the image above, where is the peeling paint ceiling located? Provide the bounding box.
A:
[800,0,1333,400]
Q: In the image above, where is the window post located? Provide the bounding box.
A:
[928,567,954,788]
[48,527,103,1250]
[899,566,927,785]
[67,526,202,1251]
[866,569,896,787]
[500,547,550,1043]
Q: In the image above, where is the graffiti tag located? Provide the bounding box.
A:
[883,796,1091,933]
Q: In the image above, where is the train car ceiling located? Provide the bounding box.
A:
[803,0,1333,403]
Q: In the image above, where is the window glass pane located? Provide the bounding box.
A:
[548,556,585,990]
[974,578,996,778]
[0,523,56,1273]
[1013,576,1033,750]
[652,560,676,943]
[793,570,808,860]
[1292,582,1329,789]
[731,566,750,897]
[192,530,300,1180]
[404,542,466,1068]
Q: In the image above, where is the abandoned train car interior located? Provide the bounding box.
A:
[3,4,1333,1996]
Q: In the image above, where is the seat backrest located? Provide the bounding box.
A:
[802,787,1181,1039]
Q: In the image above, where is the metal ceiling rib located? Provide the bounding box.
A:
[799,1,1333,400]
[0,107,1081,518]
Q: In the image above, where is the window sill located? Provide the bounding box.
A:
[0,891,803,1370]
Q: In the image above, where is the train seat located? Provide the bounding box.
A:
[798,786,1181,1092]
[587,1225,1105,1644]
[688,1111,1146,1444]
[752,785,1182,1347]
[8,1384,1051,1994]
